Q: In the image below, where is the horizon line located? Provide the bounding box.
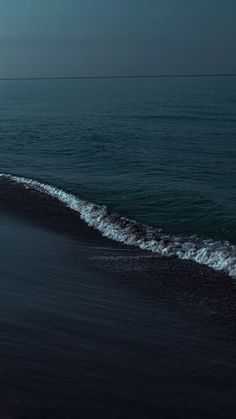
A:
[0,73,236,81]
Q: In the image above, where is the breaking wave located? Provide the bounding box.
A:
[0,173,236,278]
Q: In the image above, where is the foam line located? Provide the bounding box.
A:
[0,173,236,277]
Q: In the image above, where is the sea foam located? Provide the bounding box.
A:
[1,173,236,278]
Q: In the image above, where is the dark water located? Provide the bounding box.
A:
[0,76,236,418]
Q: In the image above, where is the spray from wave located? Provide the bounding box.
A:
[0,173,236,278]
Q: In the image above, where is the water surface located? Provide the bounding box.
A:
[0,76,236,418]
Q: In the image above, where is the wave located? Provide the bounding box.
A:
[0,173,236,278]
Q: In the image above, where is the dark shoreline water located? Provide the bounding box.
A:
[0,76,236,418]
[0,172,235,314]
[0,174,236,418]
[0,211,236,418]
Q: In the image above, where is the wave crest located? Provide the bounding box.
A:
[0,173,236,278]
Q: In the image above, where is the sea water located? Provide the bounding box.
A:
[0,76,236,418]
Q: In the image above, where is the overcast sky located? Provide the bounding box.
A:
[0,0,235,78]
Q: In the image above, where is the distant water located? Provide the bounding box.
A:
[0,76,236,418]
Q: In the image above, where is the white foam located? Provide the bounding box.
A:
[1,173,236,278]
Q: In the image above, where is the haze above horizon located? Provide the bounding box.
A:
[0,0,235,79]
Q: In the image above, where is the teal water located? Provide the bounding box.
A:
[0,76,235,242]
[0,76,236,418]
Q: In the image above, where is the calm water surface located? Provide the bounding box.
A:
[0,76,236,418]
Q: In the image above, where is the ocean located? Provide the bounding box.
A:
[0,76,236,418]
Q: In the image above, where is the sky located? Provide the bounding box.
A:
[0,0,235,78]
